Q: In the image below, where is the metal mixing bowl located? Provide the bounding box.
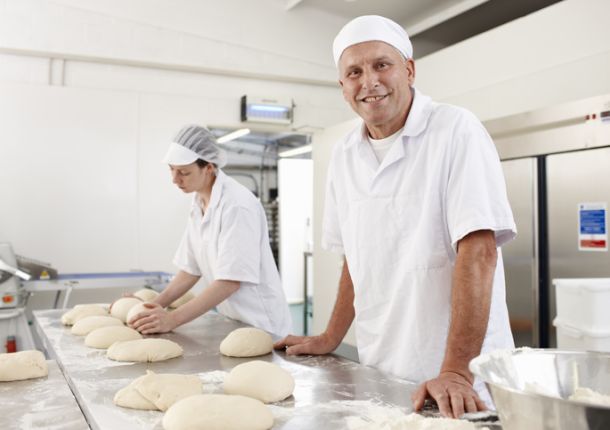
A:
[470,349,610,430]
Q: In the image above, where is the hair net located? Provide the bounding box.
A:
[163,124,227,167]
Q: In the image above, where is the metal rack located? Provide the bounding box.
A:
[263,200,280,266]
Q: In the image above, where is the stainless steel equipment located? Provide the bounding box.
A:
[0,243,29,309]
[0,241,172,352]
[470,349,610,430]
[485,93,610,348]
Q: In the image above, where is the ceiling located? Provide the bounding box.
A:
[210,127,310,162]
[286,0,563,57]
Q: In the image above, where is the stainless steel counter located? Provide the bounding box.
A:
[0,359,89,430]
[33,309,494,429]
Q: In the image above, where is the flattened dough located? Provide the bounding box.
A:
[107,338,183,362]
[115,370,202,411]
[71,315,123,336]
[85,325,142,349]
[0,350,48,382]
[162,394,273,430]
[61,304,107,326]
[133,288,159,302]
[114,374,156,410]
[220,327,273,357]
[224,360,294,403]
[110,297,142,322]
[169,291,194,308]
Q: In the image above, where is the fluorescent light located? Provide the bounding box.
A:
[249,104,290,113]
[217,128,250,144]
[278,144,312,158]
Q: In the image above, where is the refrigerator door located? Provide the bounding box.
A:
[502,158,538,347]
[547,147,610,347]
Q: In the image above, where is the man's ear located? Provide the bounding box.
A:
[406,59,416,85]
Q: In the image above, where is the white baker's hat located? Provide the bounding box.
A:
[332,15,413,67]
[162,124,227,167]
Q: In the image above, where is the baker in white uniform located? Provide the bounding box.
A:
[275,16,516,418]
[130,125,292,337]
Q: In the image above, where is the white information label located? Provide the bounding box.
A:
[578,202,607,251]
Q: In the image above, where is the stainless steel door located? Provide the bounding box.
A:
[547,147,610,346]
[502,158,538,347]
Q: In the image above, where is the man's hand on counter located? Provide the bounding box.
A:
[273,332,340,356]
[411,371,487,418]
[128,303,177,334]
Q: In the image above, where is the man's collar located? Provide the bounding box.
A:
[344,86,433,149]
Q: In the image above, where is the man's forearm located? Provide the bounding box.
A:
[441,230,497,382]
[324,258,356,345]
[155,270,199,308]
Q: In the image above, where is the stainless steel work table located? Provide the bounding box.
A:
[33,309,482,429]
[0,359,89,430]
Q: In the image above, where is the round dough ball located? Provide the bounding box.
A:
[71,315,123,336]
[85,326,142,349]
[0,350,48,382]
[110,297,142,322]
[107,338,183,362]
[224,360,294,403]
[61,304,107,326]
[162,394,273,430]
[133,288,159,302]
[169,291,194,308]
[220,328,273,357]
[126,302,152,325]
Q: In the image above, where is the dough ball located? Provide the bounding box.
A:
[61,304,107,326]
[0,350,48,382]
[162,394,273,430]
[114,374,157,410]
[224,360,294,403]
[126,302,152,325]
[107,338,183,362]
[220,328,273,357]
[110,297,143,322]
[116,370,202,411]
[71,315,123,336]
[133,288,159,302]
[85,326,142,349]
[169,291,194,308]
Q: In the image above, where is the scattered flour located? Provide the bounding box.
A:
[340,402,487,430]
[569,387,610,407]
[347,411,486,430]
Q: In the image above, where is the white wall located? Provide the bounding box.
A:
[0,0,353,280]
[278,159,313,304]
[311,0,610,347]
[0,0,343,83]
[415,0,610,120]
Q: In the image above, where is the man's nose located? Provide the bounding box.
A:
[361,69,380,89]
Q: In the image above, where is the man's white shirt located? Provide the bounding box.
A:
[322,88,517,403]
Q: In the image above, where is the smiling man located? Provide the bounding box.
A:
[274,15,517,418]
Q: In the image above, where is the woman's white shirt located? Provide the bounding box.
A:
[173,170,292,336]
